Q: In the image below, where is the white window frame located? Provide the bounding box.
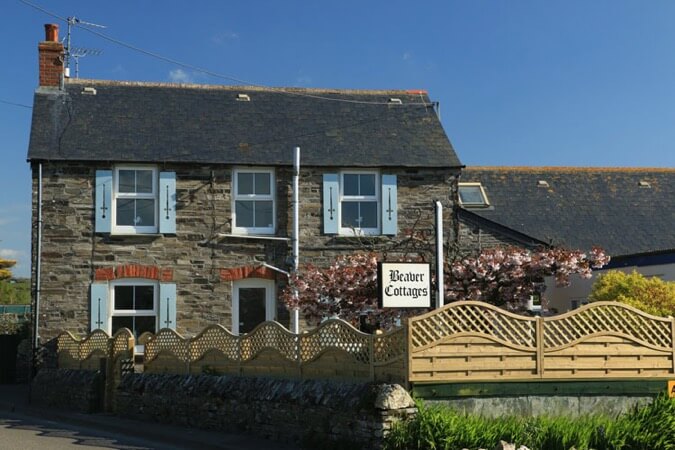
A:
[232,278,275,335]
[112,165,159,234]
[109,279,158,353]
[232,168,276,235]
[458,182,490,208]
[339,170,380,236]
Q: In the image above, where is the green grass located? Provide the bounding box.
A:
[384,394,675,450]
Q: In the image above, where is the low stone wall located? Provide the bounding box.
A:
[430,395,653,418]
[414,380,664,418]
[30,368,104,413]
[115,374,416,449]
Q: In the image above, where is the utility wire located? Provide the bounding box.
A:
[20,0,432,107]
[0,99,32,109]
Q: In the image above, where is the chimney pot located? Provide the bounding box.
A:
[44,24,59,42]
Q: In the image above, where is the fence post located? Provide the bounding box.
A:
[236,334,242,377]
[186,337,191,375]
[99,356,109,413]
[369,334,375,382]
[536,316,544,378]
[297,332,302,379]
[671,317,675,374]
[405,318,412,388]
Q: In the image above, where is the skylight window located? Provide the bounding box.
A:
[458,182,489,208]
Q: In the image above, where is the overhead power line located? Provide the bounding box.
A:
[0,99,32,109]
[20,0,433,107]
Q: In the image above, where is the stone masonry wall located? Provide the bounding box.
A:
[31,368,104,413]
[31,161,460,341]
[456,215,541,255]
[114,373,416,449]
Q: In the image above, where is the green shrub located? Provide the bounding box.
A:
[589,270,675,317]
[384,395,675,450]
[0,279,30,305]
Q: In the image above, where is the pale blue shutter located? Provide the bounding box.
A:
[158,283,177,330]
[95,170,112,233]
[90,283,109,332]
[159,172,177,234]
[322,173,339,234]
[381,174,397,235]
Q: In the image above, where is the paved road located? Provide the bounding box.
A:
[0,384,300,450]
[0,411,171,449]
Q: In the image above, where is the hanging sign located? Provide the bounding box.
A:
[378,262,431,308]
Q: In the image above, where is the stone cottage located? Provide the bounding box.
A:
[27,24,463,342]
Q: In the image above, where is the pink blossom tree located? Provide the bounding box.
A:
[445,246,610,309]
[280,247,610,328]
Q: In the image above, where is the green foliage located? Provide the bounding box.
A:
[384,395,675,450]
[0,279,30,305]
[589,270,675,317]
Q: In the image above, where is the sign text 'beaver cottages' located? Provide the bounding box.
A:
[378,262,431,308]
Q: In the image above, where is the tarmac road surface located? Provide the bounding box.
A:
[0,384,300,450]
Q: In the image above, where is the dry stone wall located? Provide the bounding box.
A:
[30,368,104,413]
[115,373,416,449]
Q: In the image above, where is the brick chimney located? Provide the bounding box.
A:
[38,24,64,88]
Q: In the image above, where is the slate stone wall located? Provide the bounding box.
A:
[456,214,542,255]
[31,161,459,341]
[30,368,104,413]
[114,373,416,449]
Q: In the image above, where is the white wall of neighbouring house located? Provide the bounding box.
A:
[543,262,675,314]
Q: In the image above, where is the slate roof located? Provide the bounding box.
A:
[460,167,675,257]
[27,79,461,168]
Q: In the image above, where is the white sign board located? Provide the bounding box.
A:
[378,262,431,308]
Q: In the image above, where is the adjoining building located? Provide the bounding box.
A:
[459,166,675,312]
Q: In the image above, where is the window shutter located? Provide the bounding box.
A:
[159,171,177,234]
[90,283,109,332]
[158,283,177,330]
[322,173,339,234]
[95,170,113,233]
[381,174,398,235]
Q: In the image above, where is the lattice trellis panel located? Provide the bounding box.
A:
[373,327,405,364]
[544,302,673,351]
[300,319,371,364]
[189,324,239,362]
[55,329,134,369]
[78,329,110,361]
[56,331,81,369]
[109,329,134,361]
[240,321,298,362]
[409,301,536,351]
[144,328,189,364]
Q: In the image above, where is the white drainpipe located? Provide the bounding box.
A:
[291,147,300,333]
[34,163,43,352]
[435,200,444,309]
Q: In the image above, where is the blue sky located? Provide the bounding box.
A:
[2,1,675,278]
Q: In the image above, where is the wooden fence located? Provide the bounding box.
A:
[55,328,134,411]
[408,301,675,383]
[52,301,675,387]
[139,319,406,384]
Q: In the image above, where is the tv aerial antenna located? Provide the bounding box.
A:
[64,16,107,78]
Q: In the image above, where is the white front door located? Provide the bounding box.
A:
[232,278,275,335]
